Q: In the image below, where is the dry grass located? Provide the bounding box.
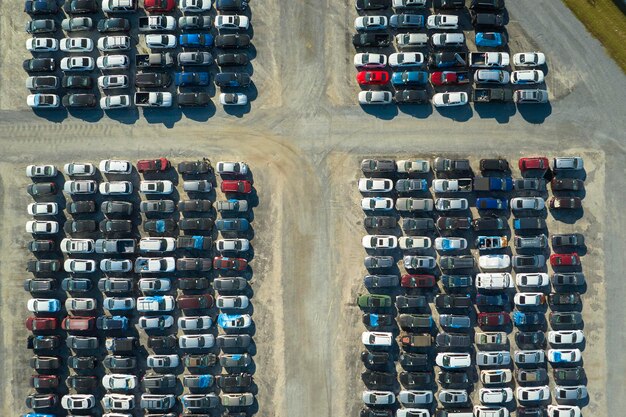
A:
[562,0,626,72]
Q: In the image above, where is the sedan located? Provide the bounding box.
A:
[146,34,177,49]
[550,253,581,267]
[27,202,58,216]
[362,391,395,405]
[179,334,215,349]
[435,198,468,211]
[517,386,549,402]
[361,197,394,210]
[23,58,55,73]
[362,235,397,250]
[60,57,94,71]
[354,16,388,31]
[59,37,93,52]
[102,374,137,390]
[99,182,133,195]
[514,293,546,307]
[180,0,212,11]
[358,90,393,105]
[548,349,582,364]
[553,385,587,401]
[511,70,545,84]
[25,19,56,34]
[356,71,389,86]
[513,52,546,67]
[389,52,424,67]
[433,92,468,107]
[390,14,424,28]
[549,197,582,210]
[547,406,581,417]
[26,37,59,52]
[478,254,510,270]
[103,297,135,311]
[548,331,584,345]
[215,15,249,30]
[354,53,387,68]
[27,94,59,108]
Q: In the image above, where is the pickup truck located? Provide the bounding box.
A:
[138,15,176,32]
[135,72,171,88]
[473,176,513,191]
[94,239,136,254]
[476,273,514,289]
[472,88,513,103]
[352,33,391,48]
[177,236,212,250]
[429,71,470,86]
[476,236,508,250]
[399,333,433,348]
[469,52,509,68]
[135,53,174,68]
[433,178,472,193]
[428,52,467,69]
[134,257,176,273]
[134,92,173,107]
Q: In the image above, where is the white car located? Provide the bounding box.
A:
[99,181,133,195]
[361,197,394,211]
[396,159,429,173]
[140,180,174,195]
[431,33,465,47]
[135,257,176,273]
[436,353,471,369]
[215,238,249,253]
[61,394,96,410]
[102,374,137,391]
[27,94,60,108]
[396,409,430,417]
[101,95,131,109]
[139,238,177,253]
[28,202,58,216]
[552,157,584,171]
[178,316,212,330]
[61,239,95,254]
[98,75,129,89]
[26,220,59,234]
[517,386,550,402]
[358,178,393,193]
[26,164,57,178]
[435,198,468,211]
[362,391,395,405]
[547,405,581,417]
[396,33,428,48]
[59,37,93,52]
[433,92,468,107]
[216,161,249,175]
[516,273,549,288]
[548,349,582,364]
[432,179,471,193]
[511,197,545,211]
[513,52,546,67]
[219,93,248,106]
[358,90,393,105]
[474,406,509,417]
[480,369,512,385]
[361,332,393,347]
[438,389,467,405]
[511,69,545,85]
[65,298,97,312]
[103,297,135,311]
[138,315,174,330]
[216,295,249,309]
[404,256,436,269]
[514,350,545,365]
[354,16,388,31]
[64,162,95,176]
[137,296,176,312]
[479,255,510,270]
[100,259,133,273]
[554,385,587,401]
[480,387,513,404]
[97,55,129,70]
[146,354,179,368]
[27,298,61,313]
[475,273,514,289]
[474,69,510,84]
[434,237,467,251]
[362,235,398,250]
[102,394,134,410]
[388,52,424,67]
[399,236,431,250]
[138,278,171,293]
[64,259,97,273]
[398,390,433,406]
[426,14,459,29]
[214,15,249,30]
[64,180,97,194]
[179,0,212,12]
[145,34,177,49]
[99,159,132,174]
[514,292,546,307]
[548,331,584,345]
[354,53,387,68]
[60,56,94,71]
[26,37,59,52]
[179,334,215,349]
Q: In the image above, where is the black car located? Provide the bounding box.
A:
[515,331,545,349]
[61,277,92,292]
[472,12,505,28]
[97,17,130,32]
[551,233,584,248]
[215,34,251,48]
[23,58,56,72]
[480,158,508,171]
[549,312,583,328]
[178,277,209,290]
[143,373,177,390]
[548,293,581,307]
[148,335,178,350]
[64,219,96,234]
[216,0,247,11]
[103,355,137,370]
[514,217,546,232]
[24,278,56,292]
[178,159,211,174]
[28,335,60,350]
[475,293,508,307]
[551,178,584,191]
[68,355,97,370]
[67,375,97,391]
[178,199,212,212]
[399,353,429,370]
[214,72,251,88]
[394,89,429,104]
[395,295,427,310]
[472,215,506,231]
[436,216,472,231]
[216,373,253,389]
[362,313,393,328]
[352,33,391,48]
[401,218,434,233]
[26,75,59,90]
[514,178,546,191]
[364,216,396,230]
[434,0,465,9]
[517,407,546,417]
[399,371,433,388]
[217,53,249,67]
[516,368,548,384]
[362,371,394,388]
[135,72,172,88]
[62,75,93,89]
[101,201,133,216]
[435,294,472,310]
[438,371,470,388]
[470,0,505,10]
[398,314,432,330]
[30,356,61,370]
[360,351,389,369]
[436,332,471,349]
[28,240,55,253]
[140,200,176,214]
[68,200,96,214]
[355,0,389,10]
[27,182,56,196]
[64,0,98,14]
[62,94,97,108]
[96,316,127,330]
[213,277,247,292]
[553,366,585,384]
[179,218,214,231]
[98,277,133,293]
[24,0,59,15]
[552,273,585,287]
[216,334,252,349]
[178,92,210,107]
[26,19,56,33]
[26,259,60,273]
[143,219,176,234]
[100,219,132,234]
[360,408,392,417]
[177,235,212,250]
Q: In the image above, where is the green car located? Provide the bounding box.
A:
[357,294,392,308]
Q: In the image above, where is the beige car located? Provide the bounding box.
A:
[396,198,434,212]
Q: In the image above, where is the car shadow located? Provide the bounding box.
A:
[517,102,552,124]
[473,102,517,123]
[435,105,473,121]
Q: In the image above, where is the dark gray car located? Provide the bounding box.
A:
[512,255,546,270]
[217,334,252,349]
[364,275,399,289]
[364,256,394,269]
[61,277,92,292]
[402,218,435,232]
[436,332,472,349]
[552,234,585,248]
[514,178,546,191]
[214,72,251,87]
[141,394,176,410]
[66,336,99,350]
[101,201,133,216]
[398,314,433,330]
[98,278,134,293]
[552,273,585,287]
[433,157,470,173]
[140,200,176,213]
[440,256,474,270]
[361,159,396,174]
[396,295,427,310]
[514,235,548,249]
[213,277,247,292]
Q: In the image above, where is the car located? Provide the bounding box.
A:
[215,33,250,48]
[396,198,434,212]
[404,255,437,270]
[178,294,214,309]
[183,180,212,192]
[217,52,248,66]
[552,234,585,249]
[97,54,129,70]
[29,355,61,370]
[147,354,179,368]
[27,241,55,254]
[513,52,546,67]
[553,367,585,384]
[26,220,59,235]
[514,235,548,250]
[548,349,583,365]
[550,253,581,267]
[143,219,176,234]
[549,312,583,328]
[25,75,59,91]
[216,239,250,253]
[143,373,177,390]
[102,393,135,410]
[27,93,60,108]
[440,314,471,329]
[436,353,471,369]
[554,385,587,401]
[215,218,249,233]
[435,198,468,211]
[137,296,176,312]
[436,332,471,349]
[514,89,549,104]
[59,37,93,54]
[364,216,396,230]
[60,56,94,72]
[479,254,510,270]
[354,53,388,69]
[514,350,545,365]
[179,334,215,349]
[146,34,177,49]
[187,353,218,368]
[26,259,61,273]
[362,391,395,405]
[213,256,247,271]
[433,92,468,107]
[356,71,390,86]
[28,202,58,216]
[365,275,400,288]
[66,335,99,350]
[140,200,176,214]
[511,197,545,211]
[393,0,427,7]
[139,278,172,293]
[549,197,582,210]
[361,331,393,347]
[98,75,129,90]
[547,406,581,417]
[27,299,61,313]
[182,393,220,409]
[396,179,428,193]
[548,330,584,345]
[103,296,135,311]
[25,0,59,14]
[435,294,472,309]
[217,334,252,350]
[30,375,60,390]
[180,0,211,11]
[516,368,548,385]
[179,15,212,29]
[179,92,211,107]
[399,236,432,250]
[215,14,250,30]
[477,312,510,327]
[361,351,390,370]
[138,316,174,330]
[431,32,465,47]
[61,394,96,410]
[26,37,59,52]
[389,52,424,68]
[217,313,251,329]
[441,275,473,291]
[102,374,137,390]
[99,181,133,195]
[217,373,252,390]
[178,316,212,330]
[98,278,133,294]
[511,70,545,84]
[514,178,546,191]
[214,277,248,292]
[516,273,549,289]
[139,180,173,195]
[98,17,130,32]
[26,18,56,33]
[391,71,429,86]
[394,89,429,104]
[515,331,546,350]
[354,15,388,31]
[512,255,546,270]
[437,217,472,232]
[474,69,509,84]
[398,314,432,330]
[427,14,459,29]
[549,292,581,307]
[390,13,424,29]
[480,369,512,385]
[480,387,514,403]
[357,294,392,309]
[23,57,56,73]
[97,316,129,331]
[475,332,507,350]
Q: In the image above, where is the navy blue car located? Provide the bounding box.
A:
[179,34,214,47]
[25,0,59,14]
[175,72,210,86]
[476,198,508,210]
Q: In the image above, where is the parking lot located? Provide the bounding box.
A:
[0,1,625,417]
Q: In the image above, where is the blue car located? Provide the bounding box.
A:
[391,71,429,86]
[476,293,508,307]
[184,374,214,388]
[24,414,55,417]
[475,32,507,47]
[175,72,210,86]
[476,198,507,210]
[512,311,544,326]
[179,34,214,48]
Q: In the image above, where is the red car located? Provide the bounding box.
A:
[549,197,582,210]
[356,71,389,86]
[477,312,510,328]
[137,158,171,173]
[518,157,549,172]
[177,294,213,310]
[429,71,469,86]
[144,0,175,12]
[31,374,59,389]
[221,180,252,194]
[550,253,581,267]
[26,317,58,332]
[213,256,248,271]
[401,274,436,288]
[61,316,96,332]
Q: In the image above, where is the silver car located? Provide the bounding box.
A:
[476,351,511,367]
[178,52,212,65]
[398,390,433,406]
[362,391,395,405]
[514,350,545,365]
[403,256,436,270]
[396,198,434,212]
[553,385,587,401]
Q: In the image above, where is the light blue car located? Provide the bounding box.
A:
[391,71,429,86]
[475,32,507,47]
[218,313,252,329]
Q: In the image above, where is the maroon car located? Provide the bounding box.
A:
[177,294,214,310]
[477,312,510,328]
[213,256,248,271]
[549,197,582,210]
[401,274,436,288]
[30,374,59,389]
[26,317,58,332]
[61,316,96,332]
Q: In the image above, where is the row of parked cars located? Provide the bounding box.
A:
[24,0,253,108]
[357,156,587,417]
[24,157,257,416]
